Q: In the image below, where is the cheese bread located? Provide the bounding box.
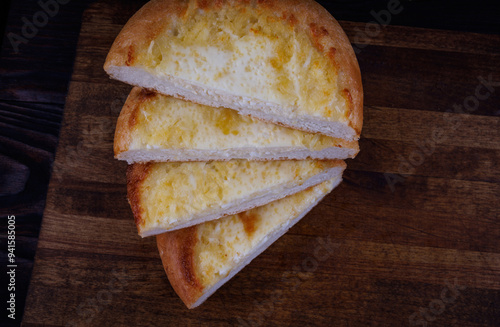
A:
[115,87,358,163]
[128,159,345,236]
[104,0,363,140]
[157,177,340,308]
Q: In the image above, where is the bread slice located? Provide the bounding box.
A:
[104,0,363,140]
[115,87,359,163]
[157,177,340,308]
[128,159,345,237]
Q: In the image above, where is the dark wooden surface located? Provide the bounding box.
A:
[0,0,499,326]
[0,1,95,326]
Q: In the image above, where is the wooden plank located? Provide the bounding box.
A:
[340,21,500,55]
[363,106,500,149]
[357,45,500,116]
[24,243,500,326]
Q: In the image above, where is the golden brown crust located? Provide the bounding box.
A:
[156,228,204,308]
[104,0,187,70]
[280,0,363,136]
[126,163,152,230]
[104,0,363,138]
[114,87,157,157]
[114,89,138,156]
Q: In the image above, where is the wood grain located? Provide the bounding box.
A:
[20,0,500,326]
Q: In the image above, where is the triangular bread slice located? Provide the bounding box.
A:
[104,0,362,140]
[157,177,341,308]
[128,159,345,237]
[115,87,359,163]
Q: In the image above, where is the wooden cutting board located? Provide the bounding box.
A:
[23,1,500,326]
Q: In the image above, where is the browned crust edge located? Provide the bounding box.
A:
[114,87,157,157]
[264,0,363,138]
[113,88,139,156]
[156,228,204,308]
[126,163,153,232]
[104,0,186,70]
[104,0,362,138]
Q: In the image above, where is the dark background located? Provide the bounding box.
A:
[0,0,499,326]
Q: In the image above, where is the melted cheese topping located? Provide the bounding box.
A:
[129,94,340,151]
[193,178,338,287]
[136,5,348,121]
[138,160,332,234]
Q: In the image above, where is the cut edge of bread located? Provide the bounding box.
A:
[157,176,342,308]
[106,65,359,140]
[117,146,358,163]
